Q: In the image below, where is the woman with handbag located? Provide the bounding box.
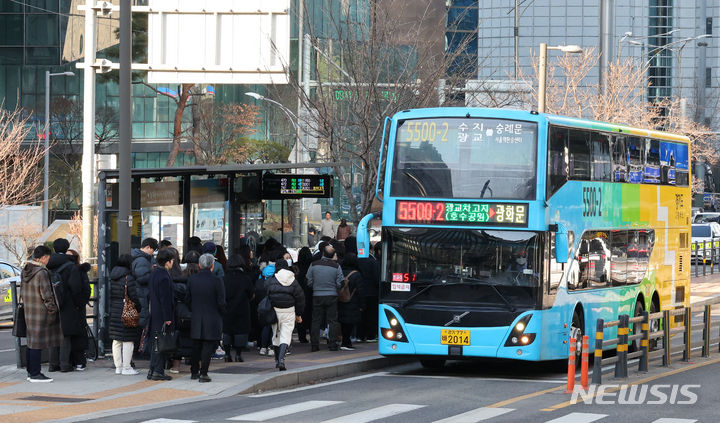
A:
[109,254,141,375]
[148,249,176,381]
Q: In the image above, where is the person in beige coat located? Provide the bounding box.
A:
[21,245,63,382]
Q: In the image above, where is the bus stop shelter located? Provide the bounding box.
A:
[95,162,337,353]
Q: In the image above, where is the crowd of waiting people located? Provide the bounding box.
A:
[19,213,380,383]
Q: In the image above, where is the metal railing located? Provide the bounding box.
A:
[693,238,720,276]
[591,298,720,384]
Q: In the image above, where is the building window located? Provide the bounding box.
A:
[648,0,673,102]
[706,67,712,87]
[445,0,478,78]
[707,17,713,35]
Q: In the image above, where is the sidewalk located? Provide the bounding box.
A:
[0,340,395,423]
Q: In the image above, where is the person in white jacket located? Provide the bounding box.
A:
[266,260,305,371]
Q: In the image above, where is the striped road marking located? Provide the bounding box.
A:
[228,400,343,421]
[432,407,515,423]
[651,419,697,423]
[544,413,607,423]
[319,404,425,423]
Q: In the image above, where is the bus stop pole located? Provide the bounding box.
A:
[281,200,284,246]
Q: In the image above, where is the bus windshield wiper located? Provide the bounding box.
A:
[443,275,516,312]
[399,281,461,310]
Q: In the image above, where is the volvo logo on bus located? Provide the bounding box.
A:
[445,311,470,327]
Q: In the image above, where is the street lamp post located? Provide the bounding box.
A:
[245,92,304,247]
[537,44,583,113]
[44,70,75,229]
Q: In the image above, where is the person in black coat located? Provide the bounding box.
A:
[295,247,314,343]
[168,247,191,374]
[222,254,254,362]
[358,250,380,342]
[339,253,363,350]
[109,254,141,375]
[148,249,176,381]
[186,253,226,382]
[47,238,90,372]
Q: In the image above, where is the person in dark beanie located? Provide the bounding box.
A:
[22,245,63,382]
[132,237,158,330]
[48,238,89,372]
[306,244,344,351]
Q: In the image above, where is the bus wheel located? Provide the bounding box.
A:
[570,309,583,364]
[420,359,446,369]
[631,300,644,352]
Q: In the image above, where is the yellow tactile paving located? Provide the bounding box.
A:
[2,387,202,423]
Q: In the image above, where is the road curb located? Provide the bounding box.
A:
[238,355,408,394]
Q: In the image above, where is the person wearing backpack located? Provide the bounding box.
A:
[47,238,88,373]
[338,253,363,350]
[266,260,304,371]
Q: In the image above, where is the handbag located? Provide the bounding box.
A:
[155,323,179,354]
[337,270,358,303]
[257,296,277,325]
[12,303,27,338]
[121,277,140,328]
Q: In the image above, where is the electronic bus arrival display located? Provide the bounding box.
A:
[262,174,333,199]
[395,200,528,226]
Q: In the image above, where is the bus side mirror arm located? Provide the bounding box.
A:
[357,213,377,258]
[554,223,569,263]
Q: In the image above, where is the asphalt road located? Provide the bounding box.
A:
[86,358,719,423]
[0,328,18,367]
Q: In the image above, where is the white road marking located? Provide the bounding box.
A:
[544,412,607,423]
[249,372,386,397]
[651,419,697,423]
[432,407,514,423]
[227,400,343,421]
[319,403,425,423]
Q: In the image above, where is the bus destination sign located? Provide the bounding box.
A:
[395,200,528,226]
[262,174,333,199]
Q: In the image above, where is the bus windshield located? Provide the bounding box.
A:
[391,118,538,200]
[384,227,543,307]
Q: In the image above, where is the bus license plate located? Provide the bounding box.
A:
[440,329,470,345]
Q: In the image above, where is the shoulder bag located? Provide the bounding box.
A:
[338,270,358,303]
[154,322,178,354]
[121,276,140,328]
[257,296,277,325]
[12,303,26,338]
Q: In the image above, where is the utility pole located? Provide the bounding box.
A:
[599,0,615,96]
[81,1,97,261]
[118,0,131,252]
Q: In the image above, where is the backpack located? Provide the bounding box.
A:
[50,261,74,306]
[338,270,358,303]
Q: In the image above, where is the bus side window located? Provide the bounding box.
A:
[591,133,611,182]
[644,138,661,184]
[610,230,628,286]
[627,137,644,184]
[611,136,627,182]
[547,126,568,197]
[568,130,591,181]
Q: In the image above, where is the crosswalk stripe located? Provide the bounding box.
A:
[651,419,698,423]
[139,420,197,423]
[432,407,514,423]
[544,413,607,423]
[319,403,425,423]
[227,400,343,421]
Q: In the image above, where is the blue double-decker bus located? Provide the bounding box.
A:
[357,107,691,366]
